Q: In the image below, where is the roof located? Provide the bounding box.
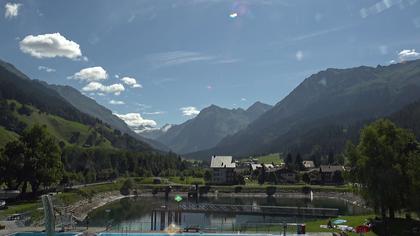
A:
[320,165,345,173]
[210,156,236,168]
[250,163,262,170]
[303,160,315,168]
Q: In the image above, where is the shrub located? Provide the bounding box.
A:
[152,188,159,195]
[120,179,133,196]
[198,185,211,195]
[302,186,312,194]
[266,186,276,196]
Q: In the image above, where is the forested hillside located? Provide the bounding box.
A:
[0,59,187,185]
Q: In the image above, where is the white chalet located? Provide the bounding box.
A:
[210,156,236,185]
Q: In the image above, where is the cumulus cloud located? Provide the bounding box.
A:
[38,65,55,73]
[69,66,108,82]
[82,82,125,95]
[4,2,22,19]
[180,106,200,116]
[109,100,125,105]
[121,76,142,88]
[115,113,157,133]
[398,49,420,61]
[19,33,82,60]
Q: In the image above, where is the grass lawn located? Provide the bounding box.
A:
[0,200,42,221]
[305,214,376,235]
[250,153,284,165]
[231,214,376,235]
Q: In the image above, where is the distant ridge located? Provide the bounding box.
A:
[140,102,272,154]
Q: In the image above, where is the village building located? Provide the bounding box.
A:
[302,160,316,169]
[319,165,345,184]
[210,156,236,185]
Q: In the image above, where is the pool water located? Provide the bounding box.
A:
[10,233,81,236]
[98,234,282,236]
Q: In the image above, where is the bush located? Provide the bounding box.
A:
[234,186,242,193]
[302,186,312,194]
[152,188,159,195]
[120,179,133,196]
[198,185,211,195]
[266,186,276,196]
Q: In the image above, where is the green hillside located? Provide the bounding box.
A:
[0,99,144,150]
[0,126,18,147]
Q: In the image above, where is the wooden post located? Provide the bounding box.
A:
[160,211,166,230]
[151,211,154,231]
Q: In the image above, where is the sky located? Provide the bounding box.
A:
[1,0,420,132]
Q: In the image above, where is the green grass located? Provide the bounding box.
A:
[250,153,283,165]
[224,214,376,235]
[0,200,41,220]
[0,126,18,147]
[169,176,205,185]
[305,214,376,235]
[0,100,115,148]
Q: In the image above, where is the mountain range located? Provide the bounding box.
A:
[3,57,420,163]
[140,102,272,154]
[48,84,168,151]
[185,59,420,160]
[0,59,157,152]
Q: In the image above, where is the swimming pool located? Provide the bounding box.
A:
[98,234,281,236]
[9,233,82,236]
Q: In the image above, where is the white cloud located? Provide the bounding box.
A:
[19,33,82,60]
[69,66,108,82]
[114,74,120,79]
[295,50,304,61]
[82,82,125,95]
[229,12,238,18]
[4,2,22,19]
[161,124,172,132]
[38,65,55,73]
[144,111,165,115]
[109,100,125,105]
[241,98,247,101]
[180,106,200,116]
[398,49,420,61]
[121,76,143,88]
[115,113,157,133]
[359,0,404,19]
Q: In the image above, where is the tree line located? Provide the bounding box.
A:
[0,123,192,195]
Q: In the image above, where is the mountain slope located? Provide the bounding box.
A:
[49,84,168,151]
[0,59,154,152]
[150,102,272,154]
[187,60,420,159]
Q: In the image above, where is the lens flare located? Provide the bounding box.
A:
[165,223,181,235]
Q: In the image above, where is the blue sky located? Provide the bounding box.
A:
[1,0,420,130]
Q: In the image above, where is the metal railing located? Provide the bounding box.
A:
[107,221,307,235]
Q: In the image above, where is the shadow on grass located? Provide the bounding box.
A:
[372,218,420,236]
